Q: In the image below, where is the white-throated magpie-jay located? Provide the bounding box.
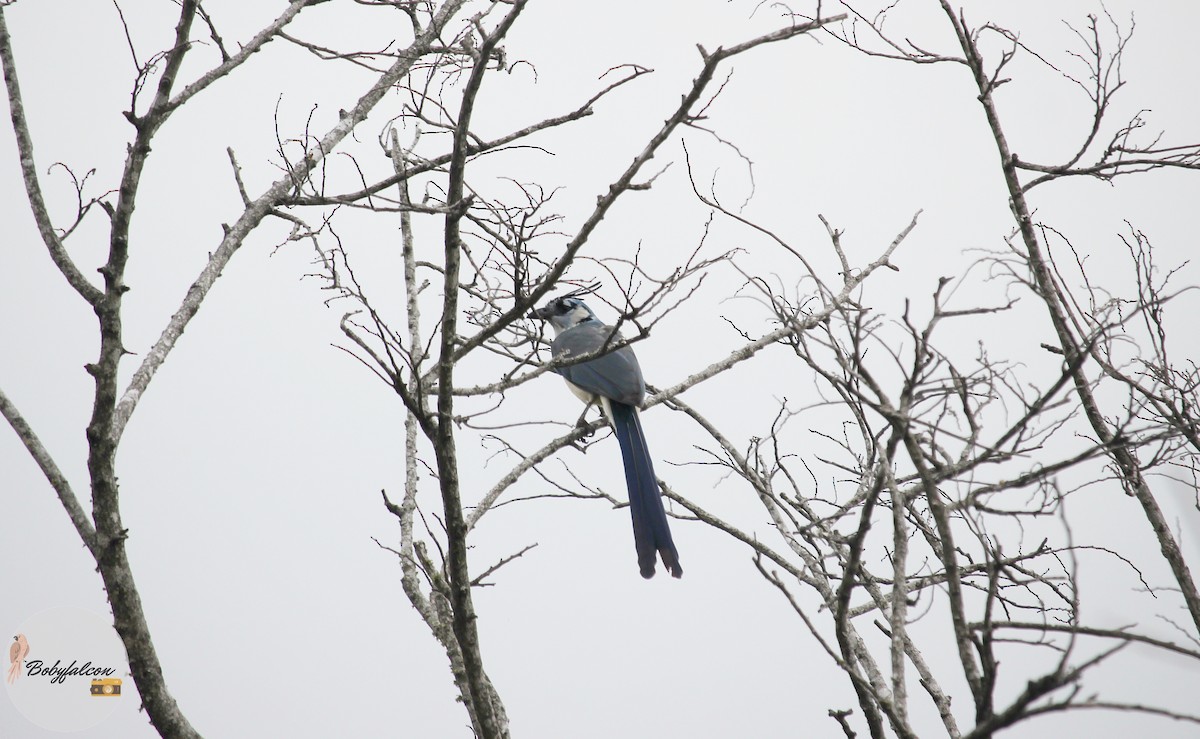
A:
[530,294,683,579]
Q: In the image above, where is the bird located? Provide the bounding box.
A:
[7,633,28,684]
[529,292,682,579]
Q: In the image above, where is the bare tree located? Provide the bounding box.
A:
[0,0,515,735]
[310,1,1200,734]
[633,2,1200,737]
[4,0,1198,737]
[301,6,868,736]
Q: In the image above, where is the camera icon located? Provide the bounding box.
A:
[90,678,122,697]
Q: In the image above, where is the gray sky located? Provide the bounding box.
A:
[3,1,1199,737]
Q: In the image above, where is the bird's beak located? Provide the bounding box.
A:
[528,306,547,320]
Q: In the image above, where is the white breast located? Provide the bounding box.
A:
[564,379,597,405]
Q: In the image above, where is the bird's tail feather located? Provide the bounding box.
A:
[608,402,682,579]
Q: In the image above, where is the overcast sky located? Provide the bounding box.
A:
[3,1,1199,737]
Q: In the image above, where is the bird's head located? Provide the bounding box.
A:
[529,294,598,335]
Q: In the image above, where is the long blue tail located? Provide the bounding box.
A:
[608,402,682,579]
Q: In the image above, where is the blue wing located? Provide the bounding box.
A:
[551,322,645,407]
